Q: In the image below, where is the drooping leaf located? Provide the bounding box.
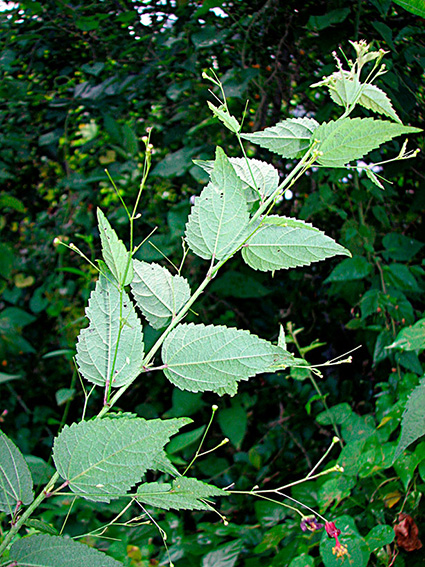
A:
[241,117,319,158]
[194,157,279,206]
[0,429,34,515]
[9,533,123,567]
[162,322,294,395]
[97,208,133,286]
[137,476,227,511]
[185,147,250,260]
[394,377,425,461]
[52,417,190,502]
[328,74,363,108]
[207,102,240,133]
[358,84,401,123]
[131,260,191,329]
[241,216,350,272]
[315,118,421,167]
[75,275,144,388]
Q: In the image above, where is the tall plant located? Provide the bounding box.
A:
[0,40,421,567]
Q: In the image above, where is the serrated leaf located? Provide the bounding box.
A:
[97,209,133,285]
[328,74,362,108]
[162,322,294,395]
[241,216,350,272]
[207,102,240,133]
[394,377,425,461]
[241,117,319,158]
[137,477,227,511]
[392,0,425,17]
[0,430,34,515]
[130,260,191,329]
[75,275,144,388]
[185,147,250,260]
[315,118,421,167]
[194,157,279,206]
[52,417,190,502]
[359,84,401,123]
[9,533,123,566]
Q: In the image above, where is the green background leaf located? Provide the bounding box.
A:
[97,208,132,286]
[394,376,425,460]
[9,533,123,566]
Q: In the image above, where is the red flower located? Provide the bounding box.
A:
[325,521,348,558]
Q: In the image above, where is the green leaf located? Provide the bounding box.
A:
[365,524,394,552]
[185,147,250,260]
[320,515,369,567]
[242,216,350,272]
[289,555,315,567]
[387,319,425,351]
[0,429,34,515]
[382,233,424,262]
[166,425,205,454]
[241,118,319,158]
[394,376,425,460]
[210,270,271,298]
[392,0,425,17]
[9,533,123,566]
[162,322,294,395]
[324,256,372,283]
[306,7,351,30]
[207,102,240,133]
[194,157,279,207]
[0,372,21,384]
[97,209,133,286]
[315,118,421,167]
[358,84,401,123]
[75,275,144,388]
[52,417,190,502]
[137,476,227,511]
[217,402,247,449]
[328,75,363,109]
[131,260,191,330]
[202,540,242,567]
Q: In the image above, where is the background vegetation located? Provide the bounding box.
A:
[0,1,424,566]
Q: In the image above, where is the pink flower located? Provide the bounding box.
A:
[325,521,348,558]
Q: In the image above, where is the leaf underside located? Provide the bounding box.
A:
[75,275,144,388]
[315,117,421,167]
[9,533,123,567]
[162,322,294,396]
[131,260,191,329]
[241,117,319,158]
[137,476,227,511]
[185,147,250,260]
[52,417,190,502]
[242,216,350,272]
[0,430,34,515]
[97,208,133,286]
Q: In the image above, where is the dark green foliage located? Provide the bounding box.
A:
[1,1,425,566]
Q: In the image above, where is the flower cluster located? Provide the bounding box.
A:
[300,517,348,558]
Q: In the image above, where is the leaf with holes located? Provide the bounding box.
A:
[242,216,350,272]
[315,118,421,167]
[162,322,294,395]
[131,260,191,329]
[97,208,132,286]
[52,417,190,502]
[75,275,144,388]
[241,118,319,158]
[0,430,33,515]
[185,147,250,260]
[9,533,123,567]
[137,477,227,511]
